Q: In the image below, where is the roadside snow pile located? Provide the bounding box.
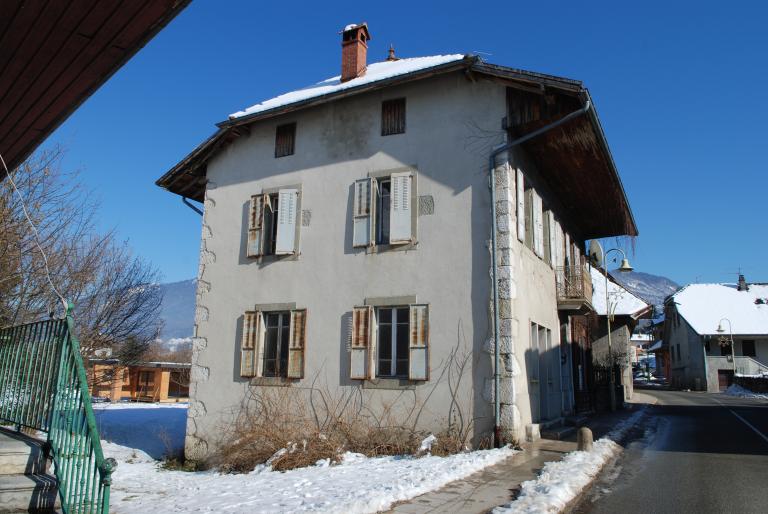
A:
[493,408,646,514]
[94,402,187,459]
[724,384,768,400]
[109,443,516,514]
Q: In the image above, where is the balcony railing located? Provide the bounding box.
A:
[555,265,593,310]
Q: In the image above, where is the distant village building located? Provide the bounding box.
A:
[157,24,637,459]
[663,275,768,391]
[590,267,652,404]
[89,359,190,403]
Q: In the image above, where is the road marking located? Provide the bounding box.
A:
[713,396,768,445]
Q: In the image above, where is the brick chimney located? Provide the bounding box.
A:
[341,23,371,82]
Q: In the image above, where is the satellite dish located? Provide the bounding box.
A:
[588,240,604,267]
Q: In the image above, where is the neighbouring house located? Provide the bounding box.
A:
[156,24,637,459]
[629,333,654,364]
[589,267,652,405]
[89,359,190,403]
[664,275,768,391]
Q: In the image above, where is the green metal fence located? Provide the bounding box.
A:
[0,304,114,514]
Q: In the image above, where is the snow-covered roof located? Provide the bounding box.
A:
[229,54,467,120]
[591,267,651,318]
[671,283,768,336]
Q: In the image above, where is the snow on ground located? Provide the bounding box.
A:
[94,402,187,459]
[724,384,768,400]
[493,408,647,514]
[94,401,516,513]
[108,442,516,514]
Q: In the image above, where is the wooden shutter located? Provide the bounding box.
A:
[247,195,266,258]
[389,172,412,244]
[381,98,406,135]
[408,304,429,381]
[564,232,571,265]
[350,306,372,379]
[287,309,307,379]
[240,311,263,377]
[516,169,525,242]
[533,192,544,257]
[547,211,556,265]
[555,220,564,267]
[275,189,298,255]
[353,178,374,247]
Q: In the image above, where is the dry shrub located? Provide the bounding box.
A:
[211,337,484,473]
[212,386,429,473]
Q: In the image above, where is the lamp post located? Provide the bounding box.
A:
[716,318,736,376]
[594,243,633,412]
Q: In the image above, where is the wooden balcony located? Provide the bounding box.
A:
[556,265,594,312]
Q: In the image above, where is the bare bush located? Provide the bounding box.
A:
[210,335,484,473]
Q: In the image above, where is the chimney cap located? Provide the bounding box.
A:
[341,22,371,40]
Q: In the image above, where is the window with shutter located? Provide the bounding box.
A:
[554,220,563,267]
[381,98,406,136]
[389,172,412,244]
[247,195,266,258]
[287,309,307,378]
[516,169,525,242]
[353,178,375,247]
[353,170,416,249]
[408,304,429,381]
[275,189,298,255]
[350,306,372,379]
[275,123,296,158]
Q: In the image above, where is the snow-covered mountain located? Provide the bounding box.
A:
[157,279,196,340]
[609,271,679,313]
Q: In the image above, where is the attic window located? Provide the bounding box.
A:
[275,123,296,158]
[381,98,406,136]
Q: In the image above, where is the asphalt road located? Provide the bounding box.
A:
[574,389,768,514]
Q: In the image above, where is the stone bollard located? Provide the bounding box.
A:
[577,427,593,452]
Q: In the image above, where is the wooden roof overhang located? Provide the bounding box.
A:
[0,0,191,176]
[157,58,638,239]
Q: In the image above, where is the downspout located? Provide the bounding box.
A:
[182,196,203,216]
[489,99,592,446]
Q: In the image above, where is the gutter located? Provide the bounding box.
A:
[488,99,592,446]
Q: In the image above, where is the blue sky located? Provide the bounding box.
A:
[43,0,767,285]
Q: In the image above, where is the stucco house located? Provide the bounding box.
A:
[664,275,768,391]
[156,24,637,459]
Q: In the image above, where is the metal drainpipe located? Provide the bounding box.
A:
[488,99,592,447]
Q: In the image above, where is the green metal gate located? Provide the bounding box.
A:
[0,303,114,514]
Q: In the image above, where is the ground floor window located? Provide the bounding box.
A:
[263,311,291,377]
[376,306,410,378]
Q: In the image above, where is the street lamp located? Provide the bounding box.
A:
[593,242,634,412]
[716,318,736,376]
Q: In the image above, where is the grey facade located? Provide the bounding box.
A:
[158,50,637,460]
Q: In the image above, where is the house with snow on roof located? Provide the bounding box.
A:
[663,274,768,392]
[156,23,637,459]
[588,267,652,406]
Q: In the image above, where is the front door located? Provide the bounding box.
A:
[718,370,734,391]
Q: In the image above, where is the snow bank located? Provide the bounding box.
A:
[493,408,646,514]
[95,402,187,459]
[724,384,768,400]
[109,444,516,513]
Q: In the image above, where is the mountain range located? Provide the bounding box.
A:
[609,270,680,314]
